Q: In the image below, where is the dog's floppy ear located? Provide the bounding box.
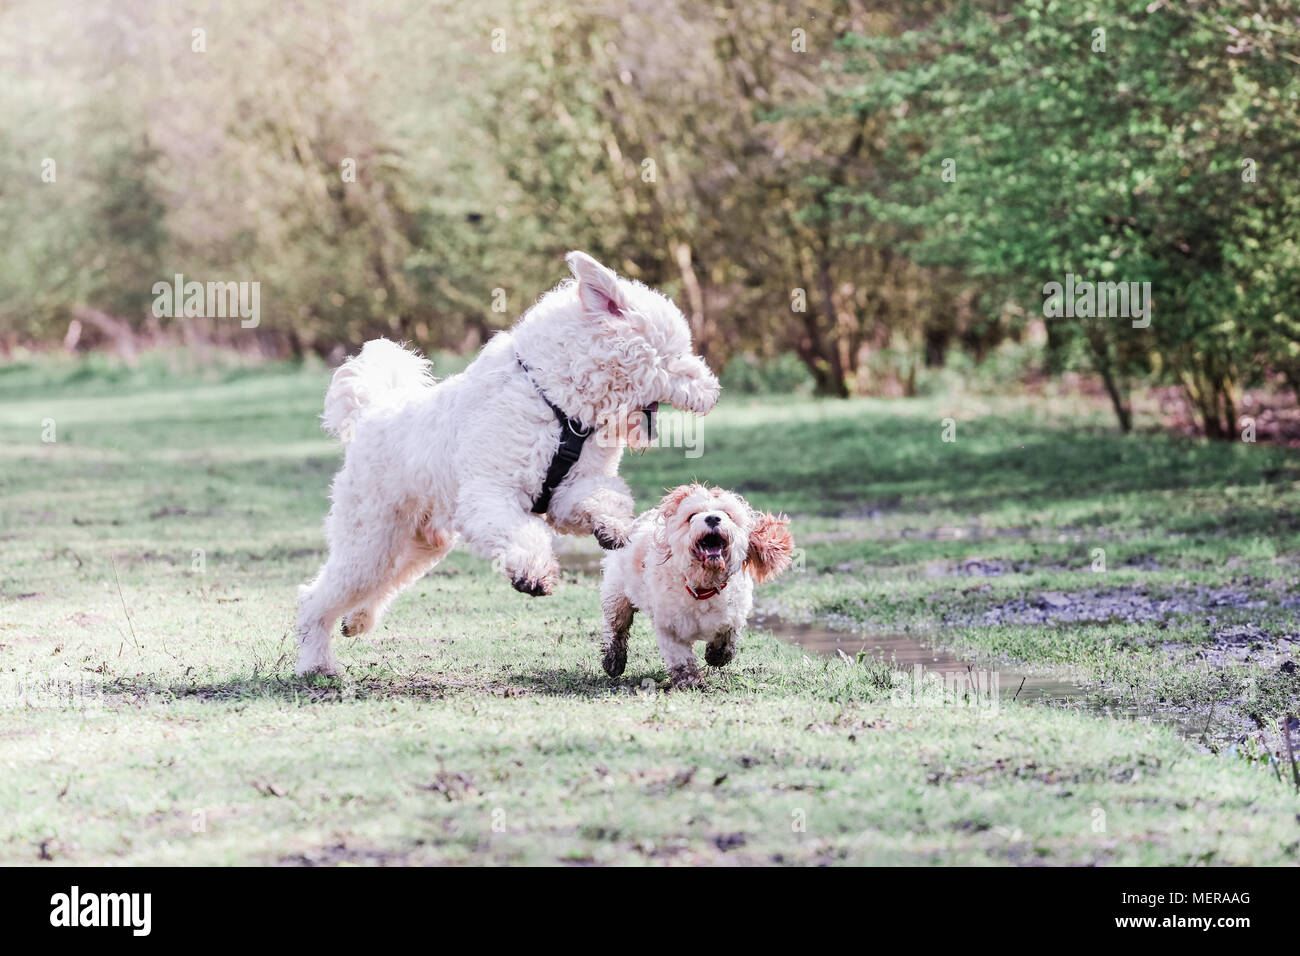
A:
[566,251,624,319]
[745,511,794,584]
[652,484,695,559]
[651,485,687,558]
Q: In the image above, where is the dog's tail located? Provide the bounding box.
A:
[321,339,434,445]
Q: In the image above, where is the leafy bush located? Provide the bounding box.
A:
[719,352,815,396]
[829,0,1300,437]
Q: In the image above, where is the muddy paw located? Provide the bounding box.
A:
[593,521,630,551]
[704,642,735,667]
[602,642,628,678]
[511,565,557,596]
[669,665,704,689]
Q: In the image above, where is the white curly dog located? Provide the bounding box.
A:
[296,251,720,676]
[599,483,795,688]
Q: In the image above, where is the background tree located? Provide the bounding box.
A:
[829,0,1300,435]
[2,0,1298,433]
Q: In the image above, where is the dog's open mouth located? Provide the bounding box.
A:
[692,531,729,565]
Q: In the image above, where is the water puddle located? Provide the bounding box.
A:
[753,613,1081,703]
[755,612,1212,742]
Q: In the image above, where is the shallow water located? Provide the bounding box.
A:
[752,613,1082,703]
[753,612,1210,741]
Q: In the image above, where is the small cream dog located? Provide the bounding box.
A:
[296,252,720,676]
[599,483,795,687]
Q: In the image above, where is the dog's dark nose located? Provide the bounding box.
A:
[704,514,721,528]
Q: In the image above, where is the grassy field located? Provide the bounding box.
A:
[2,353,1299,865]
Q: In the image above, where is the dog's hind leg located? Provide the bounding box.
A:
[600,588,635,678]
[342,526,456,637]
[296,563,374,677]
[296,512,412,676]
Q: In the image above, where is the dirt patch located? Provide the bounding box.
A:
[100,671,530,707]
[944,584,1300,628]
[149,506,214,520]
[1164,622,1300,670]
[761,601,1300,749]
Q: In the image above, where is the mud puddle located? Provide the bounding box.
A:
[754,613,1081,703]
[755,613,1208,740]
[944,583,1300,629]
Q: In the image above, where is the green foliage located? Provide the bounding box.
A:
[0,0,973,399]
[719,352,815,395]
[4,0,1299,428]
[830,0,1300,435]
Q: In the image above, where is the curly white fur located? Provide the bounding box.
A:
[599,484,795,688]
[296,252,721,676]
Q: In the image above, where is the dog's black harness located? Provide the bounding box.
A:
[518,357,592,514]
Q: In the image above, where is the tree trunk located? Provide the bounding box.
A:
[1085,328,1131,433]
[671,241,712,363]
[923,324,949,368]
[1181,366,1238,440]
[1098,362,1132,434]
[793,307,849,397]
[815,253,850,397]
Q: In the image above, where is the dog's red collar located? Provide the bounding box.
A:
[684,577,728,600]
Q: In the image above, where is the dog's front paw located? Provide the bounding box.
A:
[585,490,634,550]
[602,640,628,678]
[511,562,558,597]
[593,518,630,551]
[501,547,559,597]
[704,642,735,668]
[340,608,372,637]
[669,664,703,689]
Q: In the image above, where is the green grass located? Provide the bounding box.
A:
[2,354,1299,865]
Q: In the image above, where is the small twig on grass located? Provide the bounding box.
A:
[109,557,140,652]
[1281,715,1300,792]
[1012,676,1026,702]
